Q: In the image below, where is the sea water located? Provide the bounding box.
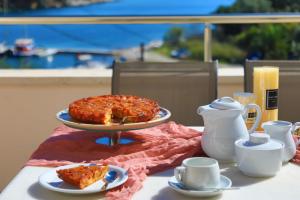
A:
[0,0,234,68]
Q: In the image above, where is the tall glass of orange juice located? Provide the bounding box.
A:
[233,92,257,130]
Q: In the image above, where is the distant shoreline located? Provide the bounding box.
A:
[61,0,114,8]
[0,0,114,13]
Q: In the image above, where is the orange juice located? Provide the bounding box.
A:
[233,92,256,130]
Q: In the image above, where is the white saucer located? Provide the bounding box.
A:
[168,175,232,197]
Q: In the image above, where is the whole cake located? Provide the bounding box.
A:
[69,95,160,124]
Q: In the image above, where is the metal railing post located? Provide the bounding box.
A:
[204,23,212,62]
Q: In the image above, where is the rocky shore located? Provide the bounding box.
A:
[1,0,113,11]
[64,0,113,7]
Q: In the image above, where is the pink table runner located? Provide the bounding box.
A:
[27,122,204,200]
[27,122,300,200]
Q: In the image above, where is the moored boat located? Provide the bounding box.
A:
[13,38,35,56]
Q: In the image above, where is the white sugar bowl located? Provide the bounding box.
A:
[235,133,284,177]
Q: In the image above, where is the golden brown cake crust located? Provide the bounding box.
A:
[57,165,109,189]
[68,95,160,124]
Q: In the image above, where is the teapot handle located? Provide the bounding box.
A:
[244,104,262,134]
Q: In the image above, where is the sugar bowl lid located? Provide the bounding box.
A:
[210,97,243,110]
[235,133,284,150]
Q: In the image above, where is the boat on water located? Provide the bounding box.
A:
[13,38,58,57]
[14,38,35,56]
[75,53,110,68]
[0,42,8,54]
[35,48,58,57]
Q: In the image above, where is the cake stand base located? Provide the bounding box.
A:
[95,131,135,146]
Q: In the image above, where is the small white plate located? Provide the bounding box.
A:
[168,175,232,197]
[39,163,128,194]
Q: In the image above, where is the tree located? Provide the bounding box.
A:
[163,27,184,47]
[215,0,300,60]
[217,0,272,13]
[235,24,297,59]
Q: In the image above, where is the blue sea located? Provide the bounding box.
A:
[0,0,235,68]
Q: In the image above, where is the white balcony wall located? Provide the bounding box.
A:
[0,68,243,190]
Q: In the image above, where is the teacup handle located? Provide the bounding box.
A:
[244,104,262,134]
[174,166,186,183]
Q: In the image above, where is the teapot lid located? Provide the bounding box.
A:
[235,133,284,151]
[210,97,243,110]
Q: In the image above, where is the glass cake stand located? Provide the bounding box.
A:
[56,108,171,147]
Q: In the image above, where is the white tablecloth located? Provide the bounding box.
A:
[1,127,300,200]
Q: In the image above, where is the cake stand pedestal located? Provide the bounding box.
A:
[95,131,134,146]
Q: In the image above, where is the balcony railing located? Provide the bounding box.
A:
[1,14,300,61]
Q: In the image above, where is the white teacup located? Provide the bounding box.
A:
[174,157,220,190]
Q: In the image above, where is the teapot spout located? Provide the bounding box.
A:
[197,105,215,117]
[197,106,207,116]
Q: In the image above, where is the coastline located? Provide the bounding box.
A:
[0,39,175,69]
[0,0,114,12]
[112,40,178,62]
[58,0,114,7]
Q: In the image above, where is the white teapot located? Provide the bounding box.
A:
[197,97,262,162]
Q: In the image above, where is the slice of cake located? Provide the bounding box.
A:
[57,165,109,189]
